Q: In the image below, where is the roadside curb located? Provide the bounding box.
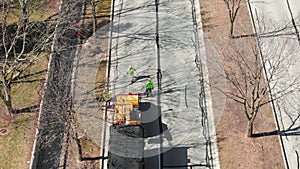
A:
[194,0,220,168]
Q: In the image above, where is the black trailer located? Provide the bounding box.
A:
[108,125,144,169]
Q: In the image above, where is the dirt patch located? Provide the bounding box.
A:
[0,128,8,135]
[46,0,61,9]
[66,137,100,169]
[80,136,101,159]
[0,113,23,121]
[199,0,284,168]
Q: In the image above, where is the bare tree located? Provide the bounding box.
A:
[209,34,300,137]
[224,0,298,39]
[0,0,55,115]
[223,0,242,37]
[211,1,300,137]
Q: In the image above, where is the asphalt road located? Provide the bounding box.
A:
[105,0,220,168]
[249,1,300,169]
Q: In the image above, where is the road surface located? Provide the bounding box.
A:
[104,0,220,168]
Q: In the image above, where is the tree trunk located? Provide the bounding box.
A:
[19,0,29,24]
[4,99,13,116]
[1,79,13,115]
[230,21,234,37]
[91,0,97,33]
[247,120,253,137]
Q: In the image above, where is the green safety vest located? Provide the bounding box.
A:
[128,68,135,76]
[146,81,154,89]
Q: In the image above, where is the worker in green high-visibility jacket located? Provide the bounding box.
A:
[146,78,154,97]
[127,66,136,83]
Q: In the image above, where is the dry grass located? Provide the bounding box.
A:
[65,137,100,169]
[95,61,108,101]
[80,137,101,159]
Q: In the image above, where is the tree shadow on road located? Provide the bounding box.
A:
[252,125,300,138]
[132,75,150,83]
[253,108,300,138]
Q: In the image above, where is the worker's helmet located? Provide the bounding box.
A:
[148,78,152,81]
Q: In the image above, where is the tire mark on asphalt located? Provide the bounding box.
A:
[185,85,188,108]
[296,150,299,169]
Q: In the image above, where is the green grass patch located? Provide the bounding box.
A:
[0,51,48,169]
[0,113,38,169]
[1,2,58,25]
[97,0,112,14]
[4,55,48,111]
[29,7,57,22]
